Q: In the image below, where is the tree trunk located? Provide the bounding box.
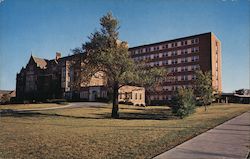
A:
[111,82,119,118]
[204,104,207,111]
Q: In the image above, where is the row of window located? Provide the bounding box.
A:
[215,44,219,89]
[148,75,197,89]
[169,65,200,73]
[133,47,199,61]
[131,38,199,55]
[119,93,142,100]
[143,56,200,67]
[150,85,194,100]
[80,91,107,99]
[150,95,172,101]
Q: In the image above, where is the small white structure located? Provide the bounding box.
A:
[118,85,145,106]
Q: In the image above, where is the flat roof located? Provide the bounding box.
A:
[129,32,212,50]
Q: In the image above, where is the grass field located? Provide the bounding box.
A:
[0,103,249,159]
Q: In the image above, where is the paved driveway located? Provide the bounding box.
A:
[10,102,109,112]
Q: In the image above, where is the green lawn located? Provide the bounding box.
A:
[0,103,249,159]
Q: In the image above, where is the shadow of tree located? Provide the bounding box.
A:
[0,108,177,120]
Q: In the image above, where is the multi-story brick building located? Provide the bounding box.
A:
[129,32,222,104]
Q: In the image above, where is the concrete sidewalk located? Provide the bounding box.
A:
[154,111,250,159]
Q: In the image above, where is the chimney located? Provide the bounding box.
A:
[56,52,61,60]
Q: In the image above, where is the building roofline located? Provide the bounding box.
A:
[128,32,212,50]
[211,32,221,42]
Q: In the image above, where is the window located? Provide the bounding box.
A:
[196,65,200,70]
[163,60,168,65]
[191,39,195,44]
[184,40,187,45]
[185,75,188,80]
[135,93,137,100]
[181,75,188,81]
[192,75,196,80]
[184,49,188,54]
[192,56,195,62]
[195,38,199,43]
[139,94,142,100]
[184,66,188,71]
[146,48,150,52]
[171,67,177,72]
[191,48,195,53]
[172,51,177,56]
[168,95,172,100]
[163,52,168,57]
[155,62,159,66]
[181,50,184,54]
[172,59,177,65]
[154,54,159,59]
[191,65,195,71]
[150,95,154,100]
[195,47,199,52]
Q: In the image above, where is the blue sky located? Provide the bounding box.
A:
[0,0,249,92]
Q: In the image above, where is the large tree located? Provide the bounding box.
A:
[194,70,214,111]
[73,12,166,118]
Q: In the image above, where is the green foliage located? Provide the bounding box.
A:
[171,88,196,118]
[194,70,214,110]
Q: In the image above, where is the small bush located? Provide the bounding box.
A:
[171,88,196,118]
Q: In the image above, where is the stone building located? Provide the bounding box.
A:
[16,53,145,105]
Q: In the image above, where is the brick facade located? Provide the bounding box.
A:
[129,32,222,104]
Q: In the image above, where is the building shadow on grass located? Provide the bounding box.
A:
[0,109,177,120]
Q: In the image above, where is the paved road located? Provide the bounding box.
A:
[12,102,108,111]
[154,111,250,159]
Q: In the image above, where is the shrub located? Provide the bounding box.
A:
[171,88,196,118]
